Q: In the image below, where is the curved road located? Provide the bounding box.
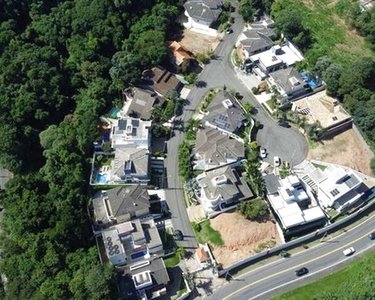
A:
[164,3,307,252]
[208,214,375,300]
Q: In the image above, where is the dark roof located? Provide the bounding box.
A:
[150,67,182,97]
[184,0,222,24]
[203,91,245,133]
[241,32,274,54]
[268,67,305,95]
[126,88,164,120]
[130,258,170,288]
[105,185,150,217]
[264,174,281,194]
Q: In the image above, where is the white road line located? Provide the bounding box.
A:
[248,243,375,300]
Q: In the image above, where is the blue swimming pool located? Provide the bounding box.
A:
[110,108,121,118]
[131,251,146,260]
[96,173,108,184]
[300,72,318,89]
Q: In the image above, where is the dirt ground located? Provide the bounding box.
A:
[209,212,281,268]
[178,29,220,55]
[307,129,374,176]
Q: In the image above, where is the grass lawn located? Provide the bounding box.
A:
[266,99,277,110]
[194,220,224,247]
[163,254,180,268]
[278,0,375,68]
[273,250,375,300]
[312,162,327,170]
[176,278,187,298]
[231,49,241,67]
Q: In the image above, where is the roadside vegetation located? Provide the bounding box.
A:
[274,250,375,300]
[0,0,183,298]
[192,220,224,247]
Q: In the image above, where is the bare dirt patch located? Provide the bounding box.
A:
[178,29,220,55]
[307,129,374,176]
[209,212,281,268]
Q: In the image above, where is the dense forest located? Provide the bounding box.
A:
[0,0,182,299]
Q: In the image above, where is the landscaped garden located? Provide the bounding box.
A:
[192,220,224,247]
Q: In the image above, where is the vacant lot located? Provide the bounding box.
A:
[178,29,220,55]
[210,212,281,268]
[307,129,374,176]
[194,220,224,247]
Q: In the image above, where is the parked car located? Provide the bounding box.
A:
[369,232,375,240]
[278,119,291,128]
[295,267,309,277]
[343,247,355,256]
[174,230,183,241]
[226,28,233,34]
[273,156,281,167]
[260,148,267,158]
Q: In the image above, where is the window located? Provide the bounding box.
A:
[330,188,340,197]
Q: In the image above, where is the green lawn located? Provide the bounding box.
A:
[277,0,375,68]
[312,162,327,170]
[273,251,375,300]
[163,254,180,268]
[266,99,277,110]
[194,220,224,247]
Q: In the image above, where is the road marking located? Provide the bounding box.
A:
[223,228,375,300]
[233,212,375,280]
[248,242,375,300]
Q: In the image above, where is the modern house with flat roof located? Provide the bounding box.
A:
[92,185,150,228]
[203,91,245,140]
[301,165,366,212]
[266,175,326,231]
[267,67,309,103]
[124,88,165,120]
[193,127,244,170]
[196,165,254,215]
[183,0,223,36]
[250,42,304,79]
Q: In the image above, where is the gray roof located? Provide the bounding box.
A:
[106,185,150,217]
[198,165,254,202]
[243,28,274,39]
[269,67,305,95]
[241,31,274,54]
[112,148,149,178]
[195,128,244,167]
[264,174,281,195]
[127,88,164,120]
[130,258,170,288]
[203,91,245,133]
[184,0,222,24]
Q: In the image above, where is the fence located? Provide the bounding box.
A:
[218,198,375,276]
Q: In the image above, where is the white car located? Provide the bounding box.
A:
[343,247,355,256]
[260,148,267,158]
[273,156,281,167]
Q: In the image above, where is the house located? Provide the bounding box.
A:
[150,67,182,97]
[239,30,274,59]
[124,88,165,120]
[196,165,254,215]
[128,258,169,299]
[291,91,353,139]
[110,117,151,149]
[250,42,304,79]
[203,91,245,140]
[193,127,244,170]
[183,0,223,36]
[266,174,326,231]
[111,148,149,184]
[166,41,195,72]
[301,165,366,212]
[267,67,308,103]
[92,185,150,228]
[102,217,163,266]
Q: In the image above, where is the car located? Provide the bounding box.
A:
[369,232,375,240]
[226,28,233,34]
[343,247,355,256]
[260,148,267,158]
[273,156,281,167]
[295,267,309,277]
[278,119,291,128]
[174,230,183,241]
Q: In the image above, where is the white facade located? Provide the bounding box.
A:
[183,11,219,36]
[111,118,151,149]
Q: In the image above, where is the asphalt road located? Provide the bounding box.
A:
[207,214,375,300]
[164,4,308,253]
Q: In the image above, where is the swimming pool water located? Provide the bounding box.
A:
[300,72,318,89]
[96,173,108,184]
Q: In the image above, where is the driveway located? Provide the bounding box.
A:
[164,1,308,262]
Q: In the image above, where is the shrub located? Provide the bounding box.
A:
[251,87,259,95]
[191,222,201,232]
[236,199,269,221]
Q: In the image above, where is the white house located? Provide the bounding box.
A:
[111,118,151,149]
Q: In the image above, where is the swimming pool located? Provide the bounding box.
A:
[96,173,108,184]
[110,108,121,118]
[300,72,318,89]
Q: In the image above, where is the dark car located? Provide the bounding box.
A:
[175,230,183,241]
[278,120,291,128]
[226,28,233,34]
[295,267,309,277]
[369,232,375,240]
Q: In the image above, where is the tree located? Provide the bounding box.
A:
[239,0,255,23]
[323,64,341,96]
[176,247,186,260]
[110,51,141,89]
[236,200,269,221]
